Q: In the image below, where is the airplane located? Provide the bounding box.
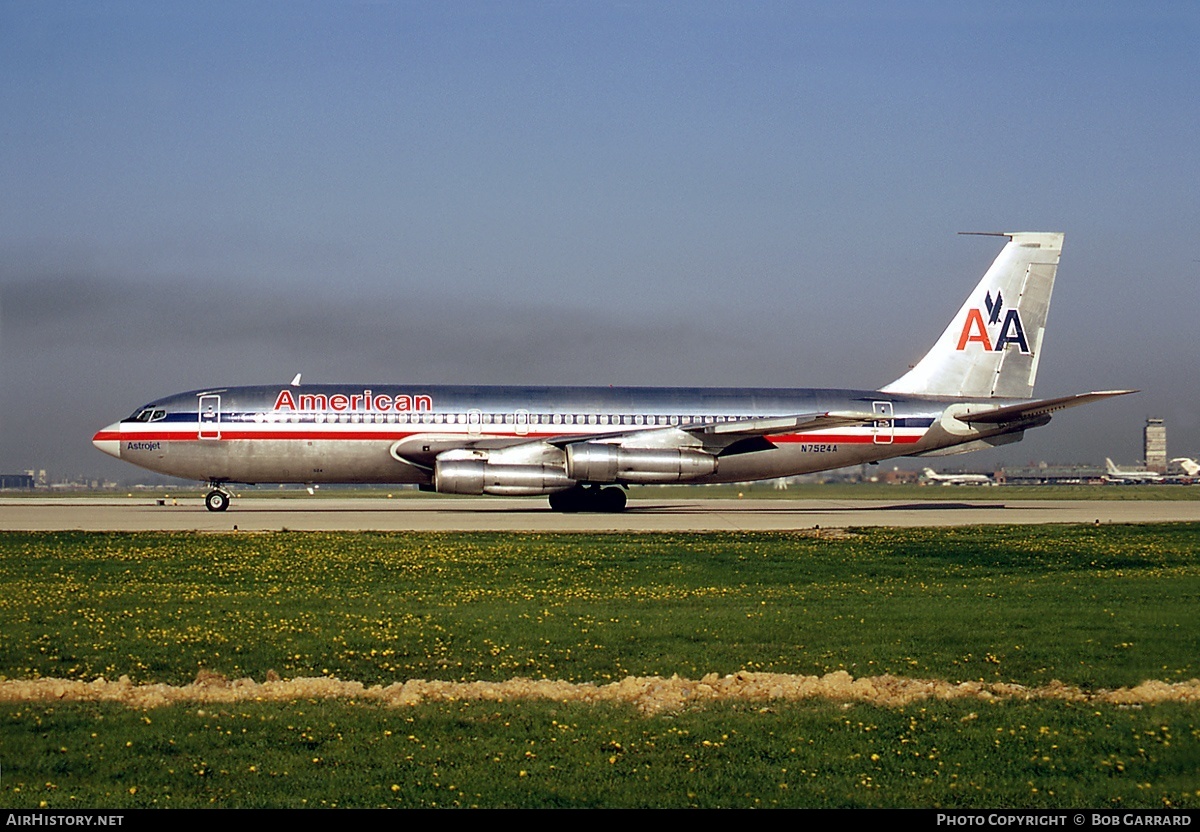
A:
[921,467,993,485]
[1104,458,1164,483]
[92,232,1134,513]
[1170,457,1200,478]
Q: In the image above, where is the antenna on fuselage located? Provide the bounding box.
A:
[290,373,302,387]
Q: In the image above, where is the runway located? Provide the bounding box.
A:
[4,495,1200,532]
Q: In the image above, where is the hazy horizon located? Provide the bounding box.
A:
[3,2,1197,482]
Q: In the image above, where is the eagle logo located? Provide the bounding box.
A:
[956,290,1030,353]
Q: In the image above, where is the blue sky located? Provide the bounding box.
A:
[2,1,1197,480]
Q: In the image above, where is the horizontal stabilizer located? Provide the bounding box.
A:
[956,390,1137,425]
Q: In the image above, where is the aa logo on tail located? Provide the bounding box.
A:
[956,290,1030,353]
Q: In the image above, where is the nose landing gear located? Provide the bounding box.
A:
[205,487,232,512]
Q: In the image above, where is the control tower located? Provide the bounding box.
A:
[1145,418,1167,473]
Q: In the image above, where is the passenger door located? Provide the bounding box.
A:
[198,394,221,439]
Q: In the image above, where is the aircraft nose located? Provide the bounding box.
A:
[92,423,121,459]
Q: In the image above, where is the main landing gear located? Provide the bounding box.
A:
[548,484,627,513]
[205,487,232,512]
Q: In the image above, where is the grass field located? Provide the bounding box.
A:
[1,526,1198,807]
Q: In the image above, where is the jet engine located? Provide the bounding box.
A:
[564,443,716,483]
[433,458,575,496]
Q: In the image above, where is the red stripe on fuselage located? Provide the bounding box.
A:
[767,433,920,444]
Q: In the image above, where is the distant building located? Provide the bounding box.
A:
[880,468,921,484]
[998,464,1106,485]
[1145,418,1167,473]
[0,473,35,490]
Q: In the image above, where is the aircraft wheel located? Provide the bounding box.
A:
[205,490,230,512]
[548,488,582,513]
[599,487,627,513]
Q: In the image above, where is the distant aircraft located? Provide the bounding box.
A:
[1104,458,1164,483]
[921,467,993,485]
[93,232,1132,512]
[1170,457,1200,477]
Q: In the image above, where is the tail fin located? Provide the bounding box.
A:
[1106,458,1118,474]
[880,232,1063,399]
[1172,457,1200,477]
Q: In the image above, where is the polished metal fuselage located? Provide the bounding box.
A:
[93,383,1027,486]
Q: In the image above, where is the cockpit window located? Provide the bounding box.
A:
[126,408,167,422]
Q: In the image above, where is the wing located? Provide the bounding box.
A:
[397,411,891,484]
[683,410,884,439]
[546,410,887,455]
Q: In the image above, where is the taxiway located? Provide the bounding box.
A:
[3,496,1199,532]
